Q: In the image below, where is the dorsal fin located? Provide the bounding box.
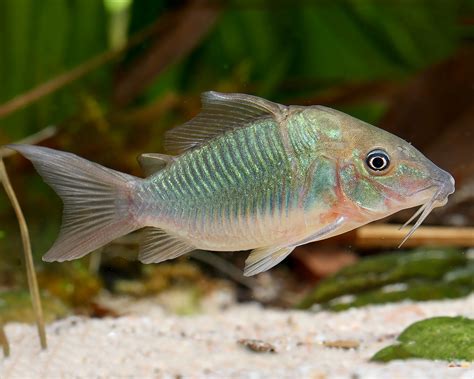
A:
[164,91,286,155]
[138,153,176,176]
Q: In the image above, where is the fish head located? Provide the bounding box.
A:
[303,106,454,242]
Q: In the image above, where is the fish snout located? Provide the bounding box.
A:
[432,167,455,204]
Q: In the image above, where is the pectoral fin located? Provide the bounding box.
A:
[243,216,346,276]
[297,216,346,245]
[244,246,294,276]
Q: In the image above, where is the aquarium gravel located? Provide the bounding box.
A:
[0,293,473,379]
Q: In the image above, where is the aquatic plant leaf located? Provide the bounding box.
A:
[325,281,472,312]
[297,247,468,309]
[324,260,474,311]
[443,262,474,287]
[0,0,108,137]
[372,317,474,362]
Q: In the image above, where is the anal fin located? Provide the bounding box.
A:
[244,246,294,277]
[139,227,194,264]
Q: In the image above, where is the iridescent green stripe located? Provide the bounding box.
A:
[230,132,252,178]
[180,159,201,197]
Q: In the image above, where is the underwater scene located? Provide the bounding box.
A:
[0,0,473,378]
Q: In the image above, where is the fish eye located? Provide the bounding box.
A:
[366,149,390,172]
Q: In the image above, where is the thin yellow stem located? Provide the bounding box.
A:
[88,249,102,275]
[0,323,10,357]
[0,158,47,349]
[0,126,56,158]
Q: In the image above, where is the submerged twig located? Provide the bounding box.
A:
[0,125,57,158]
[89,249,103,275]
[113,0,221,105]
[354,224,474,249]
[190,251,256,289]
[112,233,256,289]
[0,323,10,357]
[0,158,47,349]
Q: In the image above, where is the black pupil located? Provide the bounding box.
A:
[367,151,389,171]
[371,156,385,169]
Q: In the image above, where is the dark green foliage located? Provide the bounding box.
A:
[0,0,470,138]
[372,317,474,362]
[0,0,108,139]
[327,281,472,312]
[130,0,466,107]
[297,248,472,309]
[0,1,472,299]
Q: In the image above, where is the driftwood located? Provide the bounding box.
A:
[353,224,474,249]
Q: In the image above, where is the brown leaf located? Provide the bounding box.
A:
[237,339,276,353]
[292,245,357,280]
[113,0,221,106]
[380,48,474,225]
[380,48,474,150]
[323,339,360,349]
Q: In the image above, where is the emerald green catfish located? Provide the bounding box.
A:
[7,92,455,276]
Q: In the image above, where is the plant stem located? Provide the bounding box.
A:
[0,324,10,357]
[0,158,47,350]
[0,126,57,158]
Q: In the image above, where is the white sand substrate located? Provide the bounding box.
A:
[0,293,473,379]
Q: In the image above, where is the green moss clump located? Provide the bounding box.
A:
[372,316,474,362]
[0,290,68,324]
[297,247,470,310]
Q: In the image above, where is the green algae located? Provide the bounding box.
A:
[298,247,470,310]
[372,317,474,362]
[0,290,68,324]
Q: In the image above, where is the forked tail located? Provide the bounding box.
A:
[7,144,141,262]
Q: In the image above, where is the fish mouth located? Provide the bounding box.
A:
[398,172,455,247]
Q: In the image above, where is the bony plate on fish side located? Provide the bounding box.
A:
[5,92,455,276]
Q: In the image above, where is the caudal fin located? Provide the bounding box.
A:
[7,144,141,262]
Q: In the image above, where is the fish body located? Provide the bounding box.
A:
[144,115,313,250]
[7,92,455,275]
[143,110,359,250]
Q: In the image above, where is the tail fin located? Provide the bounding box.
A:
[7,144,141,262]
